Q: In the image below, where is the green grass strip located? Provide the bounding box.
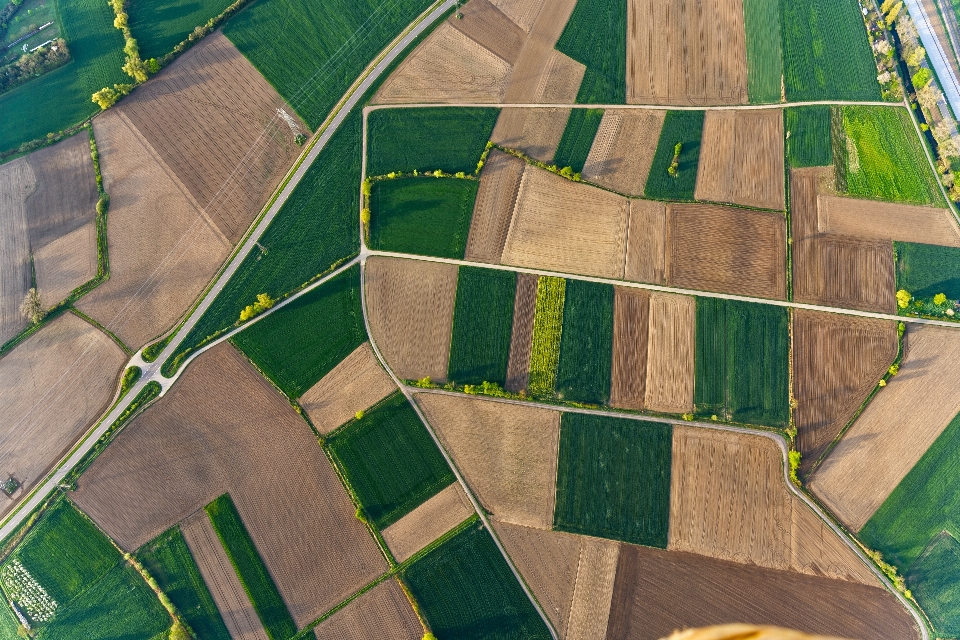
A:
[527,276,566,396]
[447,267,516,386]
[555,279,613,405]
[552,108,604,173]
[786,105,832,167]
[643,110,704,201]
[896,241,960,300]
[744,0,783,104]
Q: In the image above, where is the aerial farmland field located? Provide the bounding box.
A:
[127,0,235,59]
[447,266,515,386]
[555,0,625,103]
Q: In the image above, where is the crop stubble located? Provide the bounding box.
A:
[644,292,695,414]
[450,0,527,65]
[623,199,667,284]
[381,481,474,562]
[818,195,960,247]
[33,222,98,308]
[312,579,422,640]
[465,150,525,263]
[610,287,649,410]
[505,272,537,392]
[0,157,33,345]
[489,0,545,32]
[582,110,665,197]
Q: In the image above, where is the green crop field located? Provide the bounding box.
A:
[369,177,477,258]
[0,0,126,153]
[554,0,625,103]
[905,532,960,637]
[223,0,433,128]
[232,265,364,399]
[786,105,832,167]
[137,527,231,640]
[779,0,880,102]
[402,522,552,639]
[555,280,613,405]
[744,0,783,104]
[447,267,516,386]
[554,413,672,547]
[327,392,454,529]
[840,106,943,205]
[644,110,704,201]
[128,0,235,59]
[527,276,566,396]
[206,495,296,640]
[552,109,604,173]
[896,242,960,300]
[367,107,499,176]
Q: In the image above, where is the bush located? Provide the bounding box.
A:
[238,292,274,322]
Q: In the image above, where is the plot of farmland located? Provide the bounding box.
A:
[785,106,832,168]
[490,0,546,32]
[33,221,98,309]
[127,0,235,59]
[903,532,960,638]
[552,108,604,174]
[610,287,649,411]
[643,111,705,201]
[465,150,525,263]
[500,0,578,104]
[527,275,565,396]
[449,0,528,65]
[555,0,625,102]
[382,482,474,562]
[0,157,32,346]
[492,107,576,163]
[818,195,960,247]
[582,109,666,197]
[505,272,538,392]
[556,280,613,405]
[448,267,516,386]
[312,579,422,640]
[644,292,695,415]
[623,199,667,284]
[743,0,783,103]
[896,242,960,300]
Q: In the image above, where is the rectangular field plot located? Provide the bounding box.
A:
[896,242,960,300]
[644,292,695,415]
[527,275,566,396]
[786,105,832,168]
[128,0,234,58]
[743,0,783,103]
[582,109,666,197]
[0,157,35,346]
[555,0,626,103]
[552,108,604,173]
[554,413,672,547]
[610,288,650,411]
[505,272,537,392]
[382,482,474,563]
[464,150,525,263]
[818,196,960,248]
[312,579,422,640]
[556,280,613,405]
[644,111,705,201]
[448,266,516,386]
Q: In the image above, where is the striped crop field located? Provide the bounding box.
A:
[786,105,832,168]
[552,109,605,173]
[554,0,626,103]
[527,276,567,397]
[447,267,517,386]
[743,0,783,104]
[556,279,614,405]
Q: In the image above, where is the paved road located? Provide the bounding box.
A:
[906,0,960,118]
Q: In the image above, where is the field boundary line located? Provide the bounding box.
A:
[365,100,899,112]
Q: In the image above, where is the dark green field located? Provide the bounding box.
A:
[555,280,613,405]
[447,267,516,386]
[232,265,364,398]
[128,0,234,59]
[367,107,499,176]
[643,110,704,201]
[905,532,960,637]
[402,522,552,639]
[743,0,783,104]
[896,242,960,300]
[555,0,625,103]
[369,177,477,258]
[326,392,454,529]
[553,413,672,547]
[552,109,604,173]
[786,105,832,167]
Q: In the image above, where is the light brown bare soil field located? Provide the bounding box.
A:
[76,111,230,349]
[0,313,125,515]
[505,272,537,392]
[465,150,525,263]
[373,23,513,104]
[71,343,386,626]
[364,257,457,383]
[501,0,578,103]
[414,392,559,528]
[626,0,749,105]
[566,537,620,640]
[605,544,919,639]
[695,110,785,210]
[793,310,898,476]
[181,513,267,640]
[381,482,474,562]
[299,342,396,434]
[313,579,421,640]
[33,222,97,308]
[0,157,33,345]
[818,195,960,246]
[501,166,629,279]
[491,108,572,163]
[117,32,303,244]
[665,203,787,299]
[809,324,960,531]
[451,0,527,65]
[644,292,695,414]
[533,51,587,104]
[489,0,545,32]
[623,199,666,284]
[582,110,666,196]
[610,287,650,411]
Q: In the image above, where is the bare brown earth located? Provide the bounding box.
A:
[117,31,303,244]
[503,0,579,102]
[818,195,960,246]
[610,287,650,411]
[33,222,97,308]
[313,579,422,640]
[666,203,787,299]
[71,342,386,627]
[76,111,230,349]
[299,342,396,434]
[364,257,458,383]
[566,537,620,640]
[381,481,474,562]
[0,313,125,516]
[644,292,695,414]
[582,110,666,196]
[505,272,537,392]
[489,0,545,32]
[415,392,559,529]
[809,324,960,531]
[626,0,749,105]
[451,0,527,65]
[793,310,898,476]
[605,544,919,640]
[695,109,785,210]
[465,150,525,263]
[623,199,666,284]
[491,108,573,163]
[0,157,33,345]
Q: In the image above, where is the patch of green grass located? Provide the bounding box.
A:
[554,0,625,103]
[448,267,516,386]
[367,107,499,176]
[896,242,960,300]
[232,264,364,398]
[527,276,566,396]
[206,495,296,640]
[744,0,783,104]
[905,532,960,638]
[779,0,880,102]
[693,297,726,415]
[369,177,476,258]
[556,280,613,405]
[643,110,704,201]
[327,392,454,529]
[128,0,234,59]
[402,522,551,639]
[554,413,672,547]
[786,105,832,167]
[552,108,604,173]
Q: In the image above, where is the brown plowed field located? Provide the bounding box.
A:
[313,579,422,640]
[71,342,387,626]
[533,51,586,103]
[582,110,666,197]
[605,544,919,639]
[809,324,960,531]
[299,342,396,434]
[644,292,695,414]
[451,0,527,65]
[414,392,559,529]
[623,199,666,284]
[501,0,578,103]
[610,287,650,411]
[695,109,785,210]
[363,257,457,383]
[501,166,629,279]
[489,0,545,32]
[465,150,525,263]
[117,32,303,244]
[505,272,537,392]
[491,108,572,162]
[0,157,33,345]
[33,221,97,308]
[626,0,748,105]
[818,195,960,246]
[566,537,620,640]
[76,111,230,349]
[381,481,474,562]
[793,310,898,476]
[665,203,787,299]
[0,313,125,516]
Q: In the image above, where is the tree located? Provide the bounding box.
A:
[19,288,44,325]
[934,292,948,305]
[896,289,912,309]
